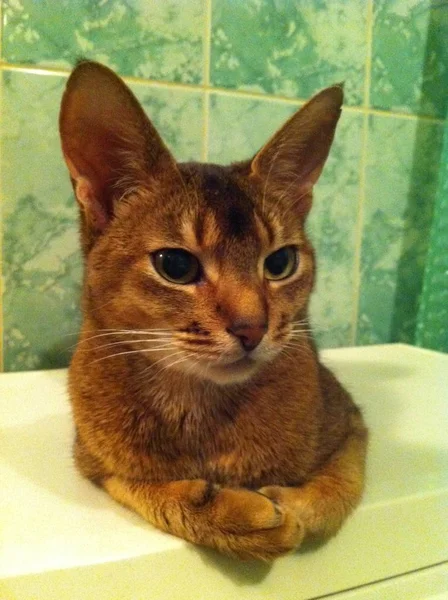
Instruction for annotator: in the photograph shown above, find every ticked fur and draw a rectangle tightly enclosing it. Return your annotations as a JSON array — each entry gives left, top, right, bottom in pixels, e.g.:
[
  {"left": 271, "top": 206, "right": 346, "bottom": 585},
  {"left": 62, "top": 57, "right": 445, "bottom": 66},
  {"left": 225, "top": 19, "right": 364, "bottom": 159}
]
[{"left": 60, "top": 61, "right": 367, "bottom": 560}]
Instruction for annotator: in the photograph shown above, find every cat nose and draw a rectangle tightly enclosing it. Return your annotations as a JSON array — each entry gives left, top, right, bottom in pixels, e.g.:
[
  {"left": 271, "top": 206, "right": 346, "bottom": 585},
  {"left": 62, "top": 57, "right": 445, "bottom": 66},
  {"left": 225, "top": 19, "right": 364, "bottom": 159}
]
[{"left": 226, "top": 320, "right": 268, "bottom": 352}]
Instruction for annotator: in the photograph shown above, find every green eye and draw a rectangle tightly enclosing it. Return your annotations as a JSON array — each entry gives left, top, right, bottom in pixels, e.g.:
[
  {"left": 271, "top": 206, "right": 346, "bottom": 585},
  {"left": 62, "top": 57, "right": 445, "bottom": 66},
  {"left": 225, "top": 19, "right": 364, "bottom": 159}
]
[
  {"left": 152, "top": 249, "right": 200, "bottom": 284},
  {"left": 264, "top": 246, "right": 298, "bottom": 281}
]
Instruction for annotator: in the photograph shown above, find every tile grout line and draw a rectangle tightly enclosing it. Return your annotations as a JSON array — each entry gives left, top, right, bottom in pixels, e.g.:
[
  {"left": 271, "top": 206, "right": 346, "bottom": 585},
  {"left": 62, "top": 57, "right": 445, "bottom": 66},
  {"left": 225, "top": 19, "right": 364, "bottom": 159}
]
[
  {"left": 202, "top": 91, "right": 210, "bottom": 162},
  {"left": 363, "top": 0, "right": 374, "bottom": 110},
  {"left": 201, "top": 0, "right": 212, "bottom": 162},
  {"left": 203, "top": 0, "right": 212, "bottom": 87},
  {"left": 0, "top": 62, "right": 444, "bottom": 125},
  {"left": 0, "top": 0, "right": 3, "bottom": 372},
  {"left": 351, "top": 114, "right": 369, "bottom": 346},
  {"left": 350, "top": 0, "right": 374, "bottom": 346},
  {"left": 347, "top": 106, "right": 443, "bottom": 123}
]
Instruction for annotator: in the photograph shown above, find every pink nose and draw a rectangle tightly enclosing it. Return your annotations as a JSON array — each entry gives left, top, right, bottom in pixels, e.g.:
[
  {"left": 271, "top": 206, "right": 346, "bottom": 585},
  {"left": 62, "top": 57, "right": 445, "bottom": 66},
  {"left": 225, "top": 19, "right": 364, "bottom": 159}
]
[{"left": 226, "top": 320, "right": 268, "bottom": 352}]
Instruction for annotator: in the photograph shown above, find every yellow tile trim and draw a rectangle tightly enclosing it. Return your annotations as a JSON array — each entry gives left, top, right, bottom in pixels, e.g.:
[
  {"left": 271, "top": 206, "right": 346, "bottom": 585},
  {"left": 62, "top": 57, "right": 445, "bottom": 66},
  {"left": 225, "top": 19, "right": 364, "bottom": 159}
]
[
  {"left": 203, "top": 0, "right": 212, "bottom": 88},
  {"left": 350, "top": 0, "right": 374, "bottom": 345},
  {"left": 0, "top": 0, "right": 3, "bottom": 370},
  {"left": 363, "top": 0, "right": 374, "bottom": 110},
  {"left": 351, "top": 112, "right": 369, "bottom": 346},
  {"left": 201, "top": 0, "right": 212, "bottom": 162},
  {"left": 0, "top": 61, "right": 444, "bottom": 124}
]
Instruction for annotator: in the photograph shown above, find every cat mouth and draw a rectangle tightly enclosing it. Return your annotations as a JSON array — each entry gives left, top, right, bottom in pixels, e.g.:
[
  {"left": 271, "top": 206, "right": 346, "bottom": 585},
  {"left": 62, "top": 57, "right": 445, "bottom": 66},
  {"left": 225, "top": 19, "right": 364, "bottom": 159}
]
[
  {"left": 216, "top": 356, "right": 255, "bottom": 370},
  {"left": 195, "top": 355, "right": 259, "bottom": 384}
]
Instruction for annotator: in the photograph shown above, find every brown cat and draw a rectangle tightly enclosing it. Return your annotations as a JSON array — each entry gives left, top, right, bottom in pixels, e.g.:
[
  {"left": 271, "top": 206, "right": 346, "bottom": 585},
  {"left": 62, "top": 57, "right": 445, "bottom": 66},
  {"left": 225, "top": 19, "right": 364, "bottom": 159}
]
[{"left": 59, "top": 61, "right": 367, "bottom": 561}]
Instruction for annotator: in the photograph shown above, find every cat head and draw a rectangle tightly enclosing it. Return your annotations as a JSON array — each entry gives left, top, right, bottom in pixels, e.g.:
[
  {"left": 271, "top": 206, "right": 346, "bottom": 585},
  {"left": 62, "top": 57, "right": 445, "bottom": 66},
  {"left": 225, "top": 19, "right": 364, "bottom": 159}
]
[{"left": 60, "top": 61, "right": 342, "bottom": 385}]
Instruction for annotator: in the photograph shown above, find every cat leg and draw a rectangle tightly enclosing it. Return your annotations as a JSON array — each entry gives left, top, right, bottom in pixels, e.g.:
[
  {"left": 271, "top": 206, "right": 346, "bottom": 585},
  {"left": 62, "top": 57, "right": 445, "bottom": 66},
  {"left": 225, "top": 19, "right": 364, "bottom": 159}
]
[
  {"left": 104, "top": 476, "right": 304, "bottom": 561},
  {"left": 73, "top": 435, "right": 303, "bottom": 559},
  {"left": 260, "top": 411, "right": 368, "bottom": 539},
  {"left": 73, "top": 432, "right": 107, "bottom": 486}
]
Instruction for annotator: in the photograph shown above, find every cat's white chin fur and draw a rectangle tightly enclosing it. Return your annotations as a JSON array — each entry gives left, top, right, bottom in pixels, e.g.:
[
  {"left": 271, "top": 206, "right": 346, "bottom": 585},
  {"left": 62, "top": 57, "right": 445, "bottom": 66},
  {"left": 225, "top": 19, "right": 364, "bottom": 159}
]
[{"left": 184, "top": 356, "right": 260, "bottom": 385}]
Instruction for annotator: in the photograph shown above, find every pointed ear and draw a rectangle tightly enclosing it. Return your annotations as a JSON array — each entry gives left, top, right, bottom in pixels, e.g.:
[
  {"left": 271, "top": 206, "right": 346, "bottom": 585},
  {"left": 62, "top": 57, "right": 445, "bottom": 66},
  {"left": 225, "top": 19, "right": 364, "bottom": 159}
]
[
  {"left": 59, "top": 60, "right": 176, "bottom": 238},
  {"left": 250, "top": 85, "right": 343, "bottom": 216}
]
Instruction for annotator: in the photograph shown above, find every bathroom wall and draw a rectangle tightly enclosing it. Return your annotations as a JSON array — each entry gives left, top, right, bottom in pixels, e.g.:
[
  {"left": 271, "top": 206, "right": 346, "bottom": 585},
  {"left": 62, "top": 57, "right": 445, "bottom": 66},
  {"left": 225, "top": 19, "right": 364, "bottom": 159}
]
[{"left": 0, "top": 0, "right": 446, "bottom": 371}]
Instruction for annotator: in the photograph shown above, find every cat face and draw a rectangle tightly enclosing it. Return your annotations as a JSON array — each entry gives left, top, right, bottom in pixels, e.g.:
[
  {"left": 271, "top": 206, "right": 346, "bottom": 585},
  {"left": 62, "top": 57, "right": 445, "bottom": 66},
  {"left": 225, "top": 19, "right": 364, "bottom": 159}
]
[
  {"left": 60, "top": 62, "right": 342, "bottom": 384},
  {"left": 83, "top": 161, "right": 315, "bottom": 384}
]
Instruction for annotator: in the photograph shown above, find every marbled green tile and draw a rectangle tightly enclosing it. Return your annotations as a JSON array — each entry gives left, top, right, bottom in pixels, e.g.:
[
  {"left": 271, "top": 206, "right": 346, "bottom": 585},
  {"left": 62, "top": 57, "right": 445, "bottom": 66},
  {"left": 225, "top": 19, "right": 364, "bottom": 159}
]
[
  {"left": 2, "top": 0, "right": 205, "bottom": 84},
  {"left": 372, "top": 0, "right": 448, "bottom": 118},
  {"left": 308, "top": 112, "right": 363, "bottom": 349},
  {"left": 1, "top": 71, "right": 82, "bottom": 372},
  {"left": 357, "top": 115, "right": 444, "bottom": 346},
  {"left": 415, "top": 126, "right": 448, "bottom": 352},
  {"left": 130, "top": 84, "right": 204, "bottom": 162},
  {"left": 208, "top": 93, "right": 363, "bottom": 348},
  {"left": 208, "top": 93, "right": 298, "bottom": 164},
  {"left": 1, "top": 71, "right": 204, "bottom": 371},
  {"left": 211, "top": 0, "right": 368, "bottom": 105}
]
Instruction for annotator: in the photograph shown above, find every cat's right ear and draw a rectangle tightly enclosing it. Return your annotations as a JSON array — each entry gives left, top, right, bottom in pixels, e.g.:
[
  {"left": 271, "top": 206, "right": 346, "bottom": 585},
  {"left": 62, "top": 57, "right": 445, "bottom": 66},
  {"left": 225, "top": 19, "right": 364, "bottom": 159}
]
[
  {"left": 249, "top": 85, "right": 343, "bottom": 218},
  {"left": 59, "top": 61, "right": 176, "bottom": 237}
]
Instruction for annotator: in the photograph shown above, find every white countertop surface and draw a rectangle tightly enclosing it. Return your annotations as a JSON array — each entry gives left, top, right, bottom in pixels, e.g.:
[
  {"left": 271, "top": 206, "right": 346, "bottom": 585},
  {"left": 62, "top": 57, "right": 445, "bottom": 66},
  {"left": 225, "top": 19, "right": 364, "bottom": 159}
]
[{"left": 1, "top": 344, "right": 447, "bottom": 599}]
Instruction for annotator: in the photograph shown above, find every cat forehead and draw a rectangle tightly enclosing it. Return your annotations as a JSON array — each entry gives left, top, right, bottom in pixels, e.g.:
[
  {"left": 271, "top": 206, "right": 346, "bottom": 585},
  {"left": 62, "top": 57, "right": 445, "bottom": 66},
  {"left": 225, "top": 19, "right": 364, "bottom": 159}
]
[
  {"left": 195, "top": 163, "right": 260, "bottom": 243},
  {"left": 148, "top": 162, "right": 267, "bottom": 249},
  {"left": 135, "top": 162, "right": 284, "bottom": 254},
  {"left": 133, "top": 162, "right": 272, "bottom": 265}
]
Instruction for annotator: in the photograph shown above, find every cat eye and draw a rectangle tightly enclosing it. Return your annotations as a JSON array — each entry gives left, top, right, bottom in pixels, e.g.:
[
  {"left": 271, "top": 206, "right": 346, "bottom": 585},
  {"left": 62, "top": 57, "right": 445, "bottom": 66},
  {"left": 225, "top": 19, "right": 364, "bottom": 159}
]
[
  {"left": 152, "top": 249, "right": 200, "bottom": 284},
  {"left": 264, "top": 246, "right": 298, "bottom": 281}
]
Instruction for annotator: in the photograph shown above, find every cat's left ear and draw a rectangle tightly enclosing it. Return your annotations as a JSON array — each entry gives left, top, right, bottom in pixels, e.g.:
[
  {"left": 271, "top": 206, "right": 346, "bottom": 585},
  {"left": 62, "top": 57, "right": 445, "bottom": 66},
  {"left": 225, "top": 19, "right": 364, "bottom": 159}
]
[
  {"left": 59, "top": 60, "right": 177, "bottom": 238},
  {"left": 250, "top": 85, "right": 343, "bottom": 216}
]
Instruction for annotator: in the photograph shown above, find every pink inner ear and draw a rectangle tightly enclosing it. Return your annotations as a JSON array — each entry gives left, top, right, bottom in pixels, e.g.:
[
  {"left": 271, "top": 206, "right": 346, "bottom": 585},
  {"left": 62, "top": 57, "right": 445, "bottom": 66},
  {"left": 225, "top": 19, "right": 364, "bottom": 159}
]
[{"left": 65, "top": 155, "right": 108, "bottom": 232}]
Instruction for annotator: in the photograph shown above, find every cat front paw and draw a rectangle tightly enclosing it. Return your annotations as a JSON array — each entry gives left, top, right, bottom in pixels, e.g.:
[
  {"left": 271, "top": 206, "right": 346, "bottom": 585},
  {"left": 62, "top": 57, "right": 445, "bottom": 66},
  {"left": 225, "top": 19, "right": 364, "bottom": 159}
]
[
  {"left": 258, "top": 485, "right": 307, "bottom": 522},
  {"left": 195, "top": 486, "right": 304, "bottom": 561},
  {"left": 258, "top": 485, "right": 290, "bottom": 504}
]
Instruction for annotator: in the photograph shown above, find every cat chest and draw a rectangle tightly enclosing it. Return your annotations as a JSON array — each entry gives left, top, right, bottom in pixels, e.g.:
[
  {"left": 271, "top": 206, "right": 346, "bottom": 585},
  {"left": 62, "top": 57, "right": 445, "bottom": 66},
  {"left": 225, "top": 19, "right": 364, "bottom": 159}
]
[{"left": 117, "top": 403, "right": 317, "bottom": 488}]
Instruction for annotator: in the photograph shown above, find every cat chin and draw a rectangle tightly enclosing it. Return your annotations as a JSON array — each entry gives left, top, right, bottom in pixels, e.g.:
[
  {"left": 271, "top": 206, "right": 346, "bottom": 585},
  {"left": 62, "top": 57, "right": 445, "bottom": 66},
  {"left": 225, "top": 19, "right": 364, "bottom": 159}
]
[{"left": 183, "top": 356, "right": 261, "bottom": 386}]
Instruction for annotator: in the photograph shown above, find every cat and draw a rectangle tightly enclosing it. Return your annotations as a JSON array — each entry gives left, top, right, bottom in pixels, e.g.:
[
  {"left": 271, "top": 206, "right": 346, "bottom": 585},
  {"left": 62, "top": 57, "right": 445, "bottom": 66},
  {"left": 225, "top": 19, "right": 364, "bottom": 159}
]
[{"left": 59, "top": 60, "right": 368, "bottom": 561}]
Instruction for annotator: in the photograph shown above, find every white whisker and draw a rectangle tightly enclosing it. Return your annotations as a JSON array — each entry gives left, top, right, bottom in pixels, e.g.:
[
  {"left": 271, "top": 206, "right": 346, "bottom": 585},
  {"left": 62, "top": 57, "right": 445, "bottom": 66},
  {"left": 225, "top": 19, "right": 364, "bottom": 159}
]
[
  {"left": 184, "top": 356, "right": 201, "bottom": 376},
  {"left": 174, "top": 162, "right": 197, "bottom": 206},
  {"left": 158, "top": 353, "right": 196, "bottom": 375},
  {"left": 91, "top": 345, "right": 177, "bottom": 364},
  {"left": 94, "top": 328, "right": 171, "bottom": 333},
  {"left": 79, "top": 338, "right": 174, "bottom": 352},
  {"left": 282, "top": 341, "right": 310, "bottom": 353},
  {"left": 139, "top": 350, "right": 186, "bottom": 378},
  {"left": 77, "top": 329, "right": 172, "bottom": 344},
  {"left": 260, "top": 146, "right": 282, "bottom": 213},
  {"left": 281, "top": 346, "right": 310, "bottom": 359}
]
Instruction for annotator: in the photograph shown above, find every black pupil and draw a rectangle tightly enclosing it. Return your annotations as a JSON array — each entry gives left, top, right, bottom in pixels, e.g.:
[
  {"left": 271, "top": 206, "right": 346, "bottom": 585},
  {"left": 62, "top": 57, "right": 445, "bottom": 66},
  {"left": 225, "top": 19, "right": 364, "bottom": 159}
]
[
  {"left": 161, "top": 250, "right": 194, "bottom": 280},
  {"left": 266, "top": 248, "right": 289, "bottom": 276}
]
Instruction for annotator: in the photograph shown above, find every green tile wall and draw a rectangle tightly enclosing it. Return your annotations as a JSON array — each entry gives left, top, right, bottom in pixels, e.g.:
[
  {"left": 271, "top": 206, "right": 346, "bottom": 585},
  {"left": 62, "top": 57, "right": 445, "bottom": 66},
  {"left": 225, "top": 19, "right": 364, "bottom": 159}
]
[
  {"left": 211, "top": 0, "right": 368, "bottom": 105},
  {"left": 358, "top": 114, "right": 444, "bottom": 345},
  {"left": 372, "top": 0, "right": 448, "bottom": 119},
  {"left": 3, "top": 0, "right": 205, "bottom": 83},
  {"left": 0, "top": 0, "right": 446, "bottom": 371}
]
